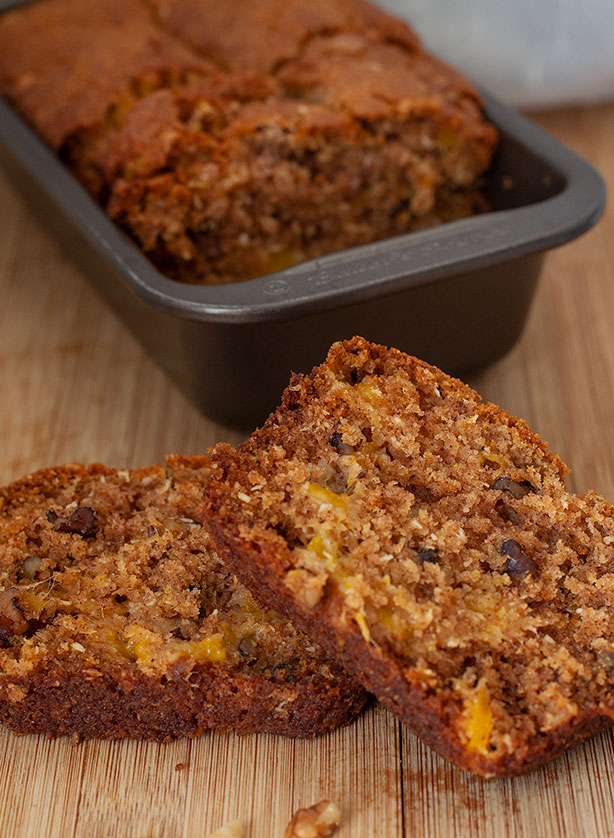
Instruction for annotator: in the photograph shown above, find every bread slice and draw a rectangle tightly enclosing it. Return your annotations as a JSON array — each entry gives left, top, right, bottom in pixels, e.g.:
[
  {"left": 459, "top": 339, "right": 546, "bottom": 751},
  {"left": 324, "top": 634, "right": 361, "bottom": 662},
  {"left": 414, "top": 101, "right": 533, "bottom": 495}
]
[
  {"left": 203, "top": 337, "right": 614, "bottom": 776},
  {"left": 0, "top": 456, "right": 366, "bottom": 741}
]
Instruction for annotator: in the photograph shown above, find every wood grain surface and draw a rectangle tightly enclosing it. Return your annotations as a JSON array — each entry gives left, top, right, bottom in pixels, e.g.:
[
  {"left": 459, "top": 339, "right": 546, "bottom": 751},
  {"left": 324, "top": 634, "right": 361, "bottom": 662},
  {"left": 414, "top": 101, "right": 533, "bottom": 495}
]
[{"left": 1, "top": 103, "right": 613, "bottom": 838}]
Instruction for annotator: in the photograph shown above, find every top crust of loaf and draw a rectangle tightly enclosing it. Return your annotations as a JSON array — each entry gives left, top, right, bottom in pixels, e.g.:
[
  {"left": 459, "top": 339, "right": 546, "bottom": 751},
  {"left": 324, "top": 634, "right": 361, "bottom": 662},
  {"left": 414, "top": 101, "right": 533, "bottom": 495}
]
[{"left": 0, "top": 0, "right": 497, "bottom": 284}]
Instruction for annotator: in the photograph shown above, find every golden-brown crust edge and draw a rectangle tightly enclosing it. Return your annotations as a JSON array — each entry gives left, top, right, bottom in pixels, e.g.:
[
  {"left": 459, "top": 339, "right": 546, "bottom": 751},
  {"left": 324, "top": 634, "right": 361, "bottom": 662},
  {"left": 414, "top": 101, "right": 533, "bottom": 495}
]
[{"left": 0, "top": 662, "right": 367, "bottom": 741}]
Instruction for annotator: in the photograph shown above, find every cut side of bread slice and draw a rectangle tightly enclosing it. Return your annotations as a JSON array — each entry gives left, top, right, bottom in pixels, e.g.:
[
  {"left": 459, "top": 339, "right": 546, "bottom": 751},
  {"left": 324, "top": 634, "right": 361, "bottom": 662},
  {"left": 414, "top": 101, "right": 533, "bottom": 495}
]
[
  {"left": 0, "top": 456, "right": 366, "bottom": 740},
  {"left": 204, "top": 337, "right": 614, "bottom": 777}
]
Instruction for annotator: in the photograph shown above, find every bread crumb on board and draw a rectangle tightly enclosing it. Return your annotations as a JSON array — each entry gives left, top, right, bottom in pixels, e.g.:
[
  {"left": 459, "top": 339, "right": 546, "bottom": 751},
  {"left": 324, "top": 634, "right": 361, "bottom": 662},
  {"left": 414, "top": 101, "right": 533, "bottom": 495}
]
[
  {"left": 205, "top": 820, "right": 243, "bottom": 838},
  {"left": 285, "top": 800, "right": 341, "bottom": 838}
]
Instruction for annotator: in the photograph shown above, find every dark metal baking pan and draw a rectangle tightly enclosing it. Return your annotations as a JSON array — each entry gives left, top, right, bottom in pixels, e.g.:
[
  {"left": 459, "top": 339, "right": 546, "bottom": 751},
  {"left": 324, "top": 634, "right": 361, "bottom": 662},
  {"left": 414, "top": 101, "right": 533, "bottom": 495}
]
[{"left": 0, "top": 85, "right": 606, "bottom": 428}]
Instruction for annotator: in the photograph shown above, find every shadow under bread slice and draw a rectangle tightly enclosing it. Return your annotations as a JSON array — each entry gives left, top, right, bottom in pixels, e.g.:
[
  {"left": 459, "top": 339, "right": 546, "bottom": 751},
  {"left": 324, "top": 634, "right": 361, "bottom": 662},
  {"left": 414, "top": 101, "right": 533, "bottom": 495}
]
[
  {"left": 203, "top": 337, "right": 614, "bottom": 777},
  {"left": 0, "top": 455, "right": 367, "bottom": 741}
]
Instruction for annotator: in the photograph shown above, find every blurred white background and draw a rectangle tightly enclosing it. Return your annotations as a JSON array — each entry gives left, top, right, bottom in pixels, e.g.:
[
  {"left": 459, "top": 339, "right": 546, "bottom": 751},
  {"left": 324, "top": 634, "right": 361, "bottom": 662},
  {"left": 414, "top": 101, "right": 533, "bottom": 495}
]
[{"left": 379, "top": 0, "right": 614, "bottom": 108}]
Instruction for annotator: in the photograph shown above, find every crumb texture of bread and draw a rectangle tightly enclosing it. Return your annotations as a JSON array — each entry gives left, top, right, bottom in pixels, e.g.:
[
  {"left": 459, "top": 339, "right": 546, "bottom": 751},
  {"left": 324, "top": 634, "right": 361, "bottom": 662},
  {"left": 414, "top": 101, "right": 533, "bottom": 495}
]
[
  {"left": 0, "top": 0, "right": 497, "bottom": 285},
  {"left": 203, "top": 337, "right": 614, "bottom": 777},
  {"left": 0, "top": 456, "right": 366, "bottom": 741}
]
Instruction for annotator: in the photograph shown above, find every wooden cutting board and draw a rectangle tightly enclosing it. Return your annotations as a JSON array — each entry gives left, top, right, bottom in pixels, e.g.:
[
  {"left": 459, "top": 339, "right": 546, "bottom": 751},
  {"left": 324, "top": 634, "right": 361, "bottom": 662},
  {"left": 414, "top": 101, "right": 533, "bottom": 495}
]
[{"left": 1, "top": 104, "right": 614, "bottom": 838}]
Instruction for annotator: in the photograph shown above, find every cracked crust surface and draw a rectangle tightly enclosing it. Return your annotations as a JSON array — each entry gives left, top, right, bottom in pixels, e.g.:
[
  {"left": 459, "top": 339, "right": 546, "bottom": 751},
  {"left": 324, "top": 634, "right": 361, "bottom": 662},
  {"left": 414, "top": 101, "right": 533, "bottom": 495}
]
[
  {"left": 0, "top": 455, "right": 366, "bottom": 741},
  {"left": 0, "top": 0, "right": 497, "bottom": 285},
  {"left": 203, "top": 337, "right": 614, "bottom": 776}
]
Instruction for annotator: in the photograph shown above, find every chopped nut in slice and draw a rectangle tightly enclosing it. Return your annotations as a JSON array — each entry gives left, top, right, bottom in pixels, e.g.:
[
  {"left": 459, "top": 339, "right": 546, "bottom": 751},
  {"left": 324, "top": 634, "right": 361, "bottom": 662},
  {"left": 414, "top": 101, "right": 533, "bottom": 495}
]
[
  {"left": 285, "top": 568, "right": 327, "bottom": 610},
  {"left": 285, "top": 800, "right": 341, "bottom": 838},
  {"left": 16, "top": 554, "right": 42, "bottom": 581},
  {"left": 0, "top": 588, "right": 29, "bottom": 642}
]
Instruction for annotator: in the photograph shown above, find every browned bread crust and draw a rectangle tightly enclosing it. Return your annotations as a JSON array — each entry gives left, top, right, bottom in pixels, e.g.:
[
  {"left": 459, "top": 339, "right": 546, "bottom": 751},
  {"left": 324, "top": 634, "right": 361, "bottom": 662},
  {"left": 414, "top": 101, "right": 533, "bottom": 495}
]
[
  {"left": 203, "top": 337, "right": 614, "bottom": 776},
  {"left": 0, "top": 0, "right": 497, "bottom": 285},
  {"left": 0, "top": 456, "right": 366, "bottom": 741}
]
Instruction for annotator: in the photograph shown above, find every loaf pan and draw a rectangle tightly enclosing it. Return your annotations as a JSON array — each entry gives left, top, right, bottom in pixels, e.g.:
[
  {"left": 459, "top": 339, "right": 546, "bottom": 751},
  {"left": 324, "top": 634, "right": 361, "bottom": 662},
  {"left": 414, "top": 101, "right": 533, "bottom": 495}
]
[{"left": 0, "top": 82, "right": 606, "bottom": 428}]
